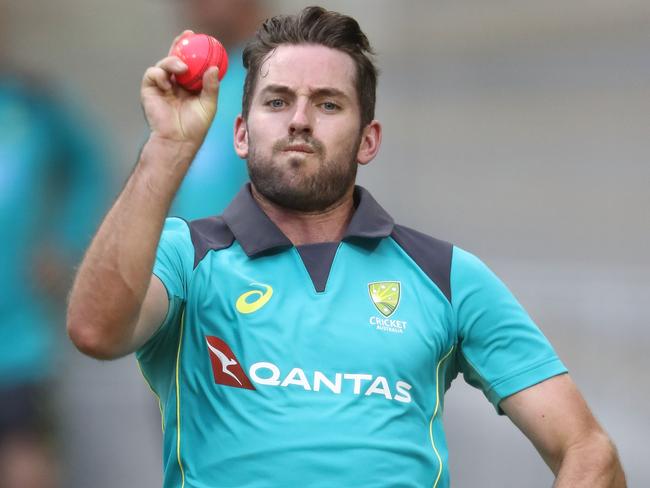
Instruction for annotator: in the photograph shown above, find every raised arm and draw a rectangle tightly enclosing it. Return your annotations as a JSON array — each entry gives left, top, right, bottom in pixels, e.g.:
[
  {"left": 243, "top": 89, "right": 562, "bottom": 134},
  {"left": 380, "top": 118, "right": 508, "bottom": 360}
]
[
  {"left": 67, "top": 31, "right": 221, "bottom": 359},
  {"left": 501, "top": 374, "right": 626, "bottom": 487}
]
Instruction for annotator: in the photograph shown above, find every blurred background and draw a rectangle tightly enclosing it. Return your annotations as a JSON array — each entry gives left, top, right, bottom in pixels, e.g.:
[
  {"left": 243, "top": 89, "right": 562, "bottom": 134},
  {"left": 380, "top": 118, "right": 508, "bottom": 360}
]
[{"left": 1, "top": 0, "right": 648, "bottom": 486}]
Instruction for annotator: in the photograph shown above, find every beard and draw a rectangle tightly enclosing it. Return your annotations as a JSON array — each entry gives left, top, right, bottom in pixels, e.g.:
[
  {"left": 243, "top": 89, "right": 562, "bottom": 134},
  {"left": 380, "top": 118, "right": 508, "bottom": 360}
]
[{"left": 246, "top": 134, "right": 360, "bottom": 212}]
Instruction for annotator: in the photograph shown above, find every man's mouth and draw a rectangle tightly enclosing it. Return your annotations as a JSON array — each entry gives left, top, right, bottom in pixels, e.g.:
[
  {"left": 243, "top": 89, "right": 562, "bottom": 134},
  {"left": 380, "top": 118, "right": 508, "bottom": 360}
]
[{"left": 282, "top": 144, "right": 314, "bottom": 154}]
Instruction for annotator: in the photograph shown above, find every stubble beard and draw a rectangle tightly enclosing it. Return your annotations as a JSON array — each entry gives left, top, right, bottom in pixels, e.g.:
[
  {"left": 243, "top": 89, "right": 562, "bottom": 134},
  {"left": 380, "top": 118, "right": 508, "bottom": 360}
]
[{"left": 246, "top": 135, "right": 361, "bottom": 212}]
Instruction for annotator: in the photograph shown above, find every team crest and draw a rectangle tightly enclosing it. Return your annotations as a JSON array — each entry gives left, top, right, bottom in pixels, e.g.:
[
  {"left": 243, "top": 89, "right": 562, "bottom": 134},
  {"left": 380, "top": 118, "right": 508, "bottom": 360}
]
[{"left": 368, "top": 281, "right": 401, "bottom": 317}]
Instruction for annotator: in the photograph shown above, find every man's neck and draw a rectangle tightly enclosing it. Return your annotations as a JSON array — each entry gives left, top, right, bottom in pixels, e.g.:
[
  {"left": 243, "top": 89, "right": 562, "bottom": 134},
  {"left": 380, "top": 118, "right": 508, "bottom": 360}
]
[{"left": 250, "top": 185, "right": 355, "bottom": 246}]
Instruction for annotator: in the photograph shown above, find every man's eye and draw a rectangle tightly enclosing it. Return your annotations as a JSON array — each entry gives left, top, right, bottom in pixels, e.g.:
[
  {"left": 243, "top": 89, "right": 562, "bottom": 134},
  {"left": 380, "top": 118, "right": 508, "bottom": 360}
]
[
  {"left": 268, "top": 99, "right": 285, "bottom": 108},
  {"left": 321, "top": 102, "right": 339, "bottom": 111}
]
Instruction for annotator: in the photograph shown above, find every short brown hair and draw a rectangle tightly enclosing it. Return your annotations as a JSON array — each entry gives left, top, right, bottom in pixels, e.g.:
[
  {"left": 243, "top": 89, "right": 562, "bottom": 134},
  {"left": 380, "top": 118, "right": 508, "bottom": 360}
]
[{"left": 241, "top": 6, "right": 378, "bottom": 128}]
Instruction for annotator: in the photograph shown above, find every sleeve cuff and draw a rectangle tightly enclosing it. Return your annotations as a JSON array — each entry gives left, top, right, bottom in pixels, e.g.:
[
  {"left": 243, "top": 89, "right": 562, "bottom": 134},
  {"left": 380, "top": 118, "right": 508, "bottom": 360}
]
[{"left": 487, "top": 357, "right": 568, "bottom": 414}]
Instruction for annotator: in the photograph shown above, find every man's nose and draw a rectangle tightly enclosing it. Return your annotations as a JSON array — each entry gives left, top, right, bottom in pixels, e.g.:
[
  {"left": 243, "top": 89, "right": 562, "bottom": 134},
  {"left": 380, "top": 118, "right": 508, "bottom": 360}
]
[{"left": 288, "top": 100, "right": 312, "bottom": 136}]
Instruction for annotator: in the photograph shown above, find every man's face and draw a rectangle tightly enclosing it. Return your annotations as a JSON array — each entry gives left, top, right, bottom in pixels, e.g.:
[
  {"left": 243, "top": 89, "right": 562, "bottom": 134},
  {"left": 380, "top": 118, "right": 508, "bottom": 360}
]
[{"left": 236, "top": 44, "right": 365, "bottom": 212}]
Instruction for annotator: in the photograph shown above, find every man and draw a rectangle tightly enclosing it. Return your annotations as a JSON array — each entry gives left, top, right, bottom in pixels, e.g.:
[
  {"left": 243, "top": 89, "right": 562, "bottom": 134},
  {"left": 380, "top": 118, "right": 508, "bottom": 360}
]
[{"left": 67, "top": 6, "right": 625, "bottom": 488}]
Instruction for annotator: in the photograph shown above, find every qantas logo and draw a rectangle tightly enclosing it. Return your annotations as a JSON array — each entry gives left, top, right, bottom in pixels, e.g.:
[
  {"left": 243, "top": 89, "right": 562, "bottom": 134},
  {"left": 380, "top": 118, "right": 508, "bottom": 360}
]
[
  {"left": 205, "top": 336, "right": 412, "bottom": 403},
  {"left": 235, "top": 283, "right": 273, "bottom": 314},
  {"left": 205, "top": 337, "right": 255, "bottom": 390}
]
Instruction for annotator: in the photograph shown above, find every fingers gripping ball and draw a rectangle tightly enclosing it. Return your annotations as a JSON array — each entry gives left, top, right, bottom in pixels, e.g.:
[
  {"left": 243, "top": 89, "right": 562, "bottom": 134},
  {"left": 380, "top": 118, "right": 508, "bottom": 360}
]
[{"left": 172, "top": 33, "right": 228, "bottom": 92}]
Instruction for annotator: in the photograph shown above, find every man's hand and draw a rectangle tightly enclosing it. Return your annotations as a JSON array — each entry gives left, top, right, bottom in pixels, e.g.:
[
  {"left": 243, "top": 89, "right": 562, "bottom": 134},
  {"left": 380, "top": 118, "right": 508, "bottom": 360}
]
[{"left": 141, "top": 30, "right": 221, "bottom": 147}]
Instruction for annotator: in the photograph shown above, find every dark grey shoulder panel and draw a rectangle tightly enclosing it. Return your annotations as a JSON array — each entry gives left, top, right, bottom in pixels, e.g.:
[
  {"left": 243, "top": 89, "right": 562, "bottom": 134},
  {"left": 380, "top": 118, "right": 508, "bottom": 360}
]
[
  {"left": 390, "top": 224, "right": 453, "bottom": 303},
  {"left": 188, "top": 216, "right": 235, "bottom": 269}
]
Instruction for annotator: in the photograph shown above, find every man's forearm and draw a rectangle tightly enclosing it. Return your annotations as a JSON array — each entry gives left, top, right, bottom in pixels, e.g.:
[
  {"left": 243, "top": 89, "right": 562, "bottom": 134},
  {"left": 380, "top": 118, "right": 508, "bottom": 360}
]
[
  {"left": 553, "top": 432, "right": 626, "bottom": 488},
  {"left": 66, "top": 136, "right": 197, "bottom": 358}
]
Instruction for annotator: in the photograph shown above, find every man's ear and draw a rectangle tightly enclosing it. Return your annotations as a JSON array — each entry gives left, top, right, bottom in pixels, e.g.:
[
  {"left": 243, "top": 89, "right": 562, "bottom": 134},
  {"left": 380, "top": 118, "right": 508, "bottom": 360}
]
[
  {"left": 356, "top": 120, "right": 382, "bottom": 166},
  {"left": 234, "top": 115, "right": 249, "bottom": 159}
]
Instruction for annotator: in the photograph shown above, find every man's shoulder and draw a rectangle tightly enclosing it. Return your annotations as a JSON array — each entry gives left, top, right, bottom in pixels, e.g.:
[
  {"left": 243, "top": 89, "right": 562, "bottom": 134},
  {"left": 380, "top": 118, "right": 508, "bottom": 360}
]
[
  {"left": 186, "top": 215, "right": 236, "bottom": 269},
  {"left": 389, "top": 223, "right": 453, "bottom": 302},
  {"left": 390, "top": 223, "right": 453, "bottom": 253},
  {"left": 158, "top": 215, "right": 236, "bottom": 270}
]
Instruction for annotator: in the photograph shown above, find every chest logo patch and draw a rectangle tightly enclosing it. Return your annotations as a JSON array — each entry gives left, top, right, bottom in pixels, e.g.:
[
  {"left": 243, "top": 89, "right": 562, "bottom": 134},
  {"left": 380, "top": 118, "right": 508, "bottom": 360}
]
[
  {"left": 236, "top": 283, "right": 273, "bottom": 314},
  {"left": 205, "top": 336, "right": 255, "bottom": 390},
  {"left": 204, "top": 337, "right": 412, "bottom": 402},
  {"left": 368, "top": 281, "right": 401, "bottom": 317}
]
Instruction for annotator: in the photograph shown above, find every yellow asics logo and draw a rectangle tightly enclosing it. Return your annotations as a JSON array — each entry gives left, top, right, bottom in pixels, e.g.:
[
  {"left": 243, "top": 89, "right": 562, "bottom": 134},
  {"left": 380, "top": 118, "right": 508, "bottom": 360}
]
[{"left": 236, "top": 283, "right": 273, "bottom": 314}]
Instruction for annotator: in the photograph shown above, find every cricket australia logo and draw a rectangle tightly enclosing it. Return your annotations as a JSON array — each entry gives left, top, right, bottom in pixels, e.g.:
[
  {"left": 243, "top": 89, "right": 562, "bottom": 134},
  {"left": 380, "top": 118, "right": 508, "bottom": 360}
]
[
  {"left": 368, "top": 281, "right": 407, "bottom": 334},
  {"left": 369, "top": 281, "right": 401, "bottom": 317}
]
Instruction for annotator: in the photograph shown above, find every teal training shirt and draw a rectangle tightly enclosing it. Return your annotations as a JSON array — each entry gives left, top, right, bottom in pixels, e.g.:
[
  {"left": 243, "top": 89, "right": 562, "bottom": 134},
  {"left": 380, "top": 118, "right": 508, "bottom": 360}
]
[{"left": 137, "top": 184, "right": 567, "bottom": 488}]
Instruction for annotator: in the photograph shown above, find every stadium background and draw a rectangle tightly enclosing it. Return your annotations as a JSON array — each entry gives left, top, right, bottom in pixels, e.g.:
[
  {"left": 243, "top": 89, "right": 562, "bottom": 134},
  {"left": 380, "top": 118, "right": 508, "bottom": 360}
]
[{"left": 3, "top": 0, "right": 648, "bottom": 486}]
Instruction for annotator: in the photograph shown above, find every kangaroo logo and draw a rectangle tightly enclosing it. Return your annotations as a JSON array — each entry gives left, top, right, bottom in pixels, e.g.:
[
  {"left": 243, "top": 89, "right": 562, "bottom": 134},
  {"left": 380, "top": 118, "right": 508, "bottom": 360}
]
[{"left": 205, "top": 336, "right": 255, "bottom": 390}]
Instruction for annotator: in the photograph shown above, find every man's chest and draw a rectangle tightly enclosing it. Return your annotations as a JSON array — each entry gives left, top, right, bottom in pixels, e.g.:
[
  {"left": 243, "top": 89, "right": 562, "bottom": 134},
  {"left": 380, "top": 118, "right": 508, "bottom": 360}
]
[{"left": 179, "top": 241, "right": 455, "bottom": 408}]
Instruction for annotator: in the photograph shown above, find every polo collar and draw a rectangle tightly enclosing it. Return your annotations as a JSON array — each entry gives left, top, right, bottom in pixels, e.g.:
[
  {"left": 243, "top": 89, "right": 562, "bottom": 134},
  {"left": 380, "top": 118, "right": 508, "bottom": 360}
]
[{"left": 222, "top": 183, "right": 394, "bottom": 257}]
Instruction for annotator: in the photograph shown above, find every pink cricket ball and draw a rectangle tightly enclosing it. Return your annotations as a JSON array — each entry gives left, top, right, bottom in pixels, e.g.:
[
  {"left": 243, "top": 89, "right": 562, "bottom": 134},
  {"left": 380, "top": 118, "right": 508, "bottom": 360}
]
[{"left": 172, "top": 33, "right": 228, "bottom": 92}]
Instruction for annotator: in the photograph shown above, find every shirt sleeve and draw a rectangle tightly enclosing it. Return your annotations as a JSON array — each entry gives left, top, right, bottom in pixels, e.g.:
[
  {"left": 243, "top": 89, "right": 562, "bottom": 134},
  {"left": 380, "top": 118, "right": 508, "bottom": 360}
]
[
  {"left": 138, "top": 217, "right": 194, "bottom": 355},
  {"left": 450, "top": 246, "right": 567, "bottom": 413}
]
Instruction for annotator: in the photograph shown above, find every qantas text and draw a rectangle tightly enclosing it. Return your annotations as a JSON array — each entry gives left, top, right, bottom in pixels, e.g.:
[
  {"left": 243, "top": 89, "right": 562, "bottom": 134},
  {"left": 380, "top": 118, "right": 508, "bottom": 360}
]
[{"left": 248, "top": 362, "right": 412, "bottom": 403}]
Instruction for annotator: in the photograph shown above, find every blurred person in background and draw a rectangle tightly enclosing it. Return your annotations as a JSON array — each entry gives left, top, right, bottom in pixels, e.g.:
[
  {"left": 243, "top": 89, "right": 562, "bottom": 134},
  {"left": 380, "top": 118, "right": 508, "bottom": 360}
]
[
  {"left": 67, "top": 6, "right": 625, "bottom": 487},
  {"left": 0, "top": 28, "right": 110, "bottom": 488},
  {"left": 170, "top": 0, "right": 268, "bottom": 219}
]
